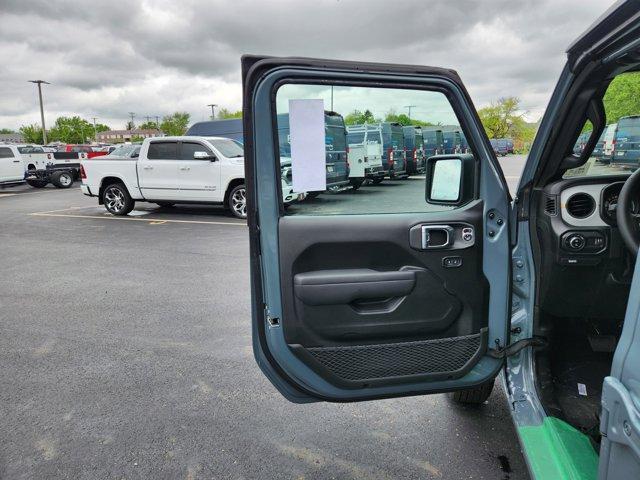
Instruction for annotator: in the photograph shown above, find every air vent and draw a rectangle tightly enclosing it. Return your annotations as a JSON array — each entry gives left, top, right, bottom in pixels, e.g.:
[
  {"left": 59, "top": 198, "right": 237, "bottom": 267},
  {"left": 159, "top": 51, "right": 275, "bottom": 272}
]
[
  {"left": 544, "top": 195, "right": 558, "bottom": 216},
  {"left": 566, "top": 193, "right": 595, "bottom": 218}
]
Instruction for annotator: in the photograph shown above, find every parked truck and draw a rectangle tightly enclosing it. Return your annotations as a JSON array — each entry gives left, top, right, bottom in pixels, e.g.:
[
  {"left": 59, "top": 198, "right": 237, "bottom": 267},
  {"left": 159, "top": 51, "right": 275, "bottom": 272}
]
[
  {"left": 380, "top": 122, "right": 407, "bottom": 179},
  {"left": 0, "top": 144, "right": 85, "bottom": 188},
  {"left": 346, "top": 124, "right": 387, "bottom": 187},
  {"left": 80, "top": 136, "right": 301, "bottom": 219},
  {"left": 610, "top": 115, "right": 640, "bottom": 168}
]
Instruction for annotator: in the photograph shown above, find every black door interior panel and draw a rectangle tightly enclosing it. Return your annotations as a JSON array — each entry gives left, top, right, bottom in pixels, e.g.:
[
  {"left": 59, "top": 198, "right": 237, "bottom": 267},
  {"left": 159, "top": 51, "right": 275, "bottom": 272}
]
[{"left": 278, "top": 200, "right": 489, "bottom": 345}]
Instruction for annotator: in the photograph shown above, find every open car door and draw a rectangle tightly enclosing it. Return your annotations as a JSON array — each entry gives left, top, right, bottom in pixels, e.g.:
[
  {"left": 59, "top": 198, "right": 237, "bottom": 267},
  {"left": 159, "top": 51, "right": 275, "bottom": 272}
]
[
  {"left": 242, "top": 56, "right": 512, "bottom": 402},
  {"left": 599, "top": 257, "right": 640, "bottom": 479}
]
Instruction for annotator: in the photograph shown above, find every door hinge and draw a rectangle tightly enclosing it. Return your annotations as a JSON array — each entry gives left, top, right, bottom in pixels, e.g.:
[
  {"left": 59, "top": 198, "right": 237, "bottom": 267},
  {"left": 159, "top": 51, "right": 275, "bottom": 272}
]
[{"left": 487, "top": 336, "right": 547, "bottom": 359}]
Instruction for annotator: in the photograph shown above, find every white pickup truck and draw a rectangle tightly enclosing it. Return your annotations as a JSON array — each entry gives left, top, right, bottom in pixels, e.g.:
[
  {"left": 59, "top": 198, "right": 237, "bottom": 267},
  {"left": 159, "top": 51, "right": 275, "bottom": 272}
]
[
  {"left": 80, "top": 136, "right": 302, "bottom": 219},
  {"left": 0, "top": 144, "right": 85, "bottom": 188}
]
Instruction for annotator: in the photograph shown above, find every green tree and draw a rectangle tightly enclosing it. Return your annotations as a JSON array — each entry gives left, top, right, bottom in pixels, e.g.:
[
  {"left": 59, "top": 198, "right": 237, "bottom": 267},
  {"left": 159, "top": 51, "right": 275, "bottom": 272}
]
[
  {"left": 94, "top": 123, "right": 110, "bottom": 134},
  {"left": 160, "top": 112, "right": 190, "bottom": 136},
  {"left": 384, "top": 110, "right": 434, "bottom": 127},
  {"left": 139, "top": 121, "right": 159, "bottom": 130},
  {"left": 130, "top": 135, "right": 145, "bottom": 143},
  {"left": 0, "top": 128, "right": 15, "bottom": 134},
  {"left": 217, "top": 108, "right": 242, "bottom": 119},
  {"left": 126, "top": 120, "right": 135, "bottom": 130},
  {"left": 49, "top": 116, "right": 93, "bottom": 143},
  {"left": 344, "top": 109, "right": 377, "bottom": 125},
  {"left": 19, "top": 124, "right": 44, "bottom": 144},
  {"left": 603, "top": 72, "right": 640, "bottom": 124},
  {"left": 478, "top": 97, "right": 526, "bottom": 139}
]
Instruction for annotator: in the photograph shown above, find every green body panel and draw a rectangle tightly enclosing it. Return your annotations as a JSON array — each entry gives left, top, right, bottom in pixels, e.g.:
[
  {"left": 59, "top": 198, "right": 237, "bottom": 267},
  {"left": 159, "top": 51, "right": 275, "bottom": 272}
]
[{"left": 518, "top": 417, "right": 598, "bottom": 480}]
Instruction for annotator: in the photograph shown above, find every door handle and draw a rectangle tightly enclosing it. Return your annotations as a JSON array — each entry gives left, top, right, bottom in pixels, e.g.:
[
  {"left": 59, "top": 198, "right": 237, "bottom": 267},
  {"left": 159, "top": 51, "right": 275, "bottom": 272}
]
[
  {"left": 179, "top": 166, "right": 190, "bottom": 171},
  {"left": 421, "top": 225, "right": 454, "bottom": 249},
  {"left": 12, "top": 160, "right": 20, "bottom": 163},
  {"left": 143, "top": 166, "right": 153, "bottom": 170}
]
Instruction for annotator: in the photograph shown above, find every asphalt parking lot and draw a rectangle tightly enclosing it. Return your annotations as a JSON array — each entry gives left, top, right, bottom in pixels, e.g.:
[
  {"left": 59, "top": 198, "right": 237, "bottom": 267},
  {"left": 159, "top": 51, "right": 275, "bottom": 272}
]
[{"left": 1, "top": 156, "right": 530, "bottom": 479}]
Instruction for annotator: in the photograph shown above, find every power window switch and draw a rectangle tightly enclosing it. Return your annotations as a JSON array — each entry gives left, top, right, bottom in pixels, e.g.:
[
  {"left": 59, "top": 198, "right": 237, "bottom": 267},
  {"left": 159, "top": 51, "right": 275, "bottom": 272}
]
[{"left": 442, "top": 256, "right": 463, "bottom": 268}]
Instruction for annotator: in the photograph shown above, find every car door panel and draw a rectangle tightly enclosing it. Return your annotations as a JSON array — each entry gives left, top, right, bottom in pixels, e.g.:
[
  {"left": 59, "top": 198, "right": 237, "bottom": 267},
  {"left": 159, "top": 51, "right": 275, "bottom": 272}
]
[
  {"left": 177, "top": 141, "right": 220, "bottom": 201},
  {"left": 243, "top": 56, "right": 510, "bottom": 402},
  {"left": 138, "top": 141, "right": 181, "bottom": 200}
]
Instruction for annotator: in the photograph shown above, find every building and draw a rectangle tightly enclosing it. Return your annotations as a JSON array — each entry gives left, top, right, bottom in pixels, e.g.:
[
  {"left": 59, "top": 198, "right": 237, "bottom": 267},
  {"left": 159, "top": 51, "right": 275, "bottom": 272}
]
[
  {"left": 95, "top": 129, "right": 163, "bottom": 143},
  {"left": 0, "top": 132, "right": 25, "bottom": 143}
]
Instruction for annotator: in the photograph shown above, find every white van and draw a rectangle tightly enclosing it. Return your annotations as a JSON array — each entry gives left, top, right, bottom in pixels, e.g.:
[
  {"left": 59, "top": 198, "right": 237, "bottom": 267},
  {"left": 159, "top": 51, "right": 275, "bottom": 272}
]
[{"left": 346, "top": 124, "right": 387, "bottom": 188}]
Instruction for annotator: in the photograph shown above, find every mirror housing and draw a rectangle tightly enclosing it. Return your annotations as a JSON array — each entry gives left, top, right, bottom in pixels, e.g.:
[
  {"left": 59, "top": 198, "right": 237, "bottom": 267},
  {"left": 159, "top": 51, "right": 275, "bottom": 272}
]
[
  {"left": 425, "top": 154, "right": 476, "bottom": 206},
  {"left": 194, "top": 151, "right": 217, "bottom": 161}
]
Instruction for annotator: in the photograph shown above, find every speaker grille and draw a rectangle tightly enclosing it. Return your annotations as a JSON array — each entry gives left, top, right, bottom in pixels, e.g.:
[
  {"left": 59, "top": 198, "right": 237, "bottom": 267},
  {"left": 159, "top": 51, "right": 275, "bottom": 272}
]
[{"left": 307, "top": 333, "right": 482, "bottom": 382}]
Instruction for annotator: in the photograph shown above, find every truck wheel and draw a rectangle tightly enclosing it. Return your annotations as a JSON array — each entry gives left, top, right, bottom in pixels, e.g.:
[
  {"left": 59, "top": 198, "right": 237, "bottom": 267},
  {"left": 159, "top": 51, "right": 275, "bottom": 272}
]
[
  {"left": 449, "top": 379, "right": 495, "bottom": 405},
  {"left": 26, "top": 179, "right": 48, "bottom": 188},
  {"left": 102, "top": 183, "right": 134, "bottom": 216},
  {"left": 228, "top": 184, "right": 247, "bottom": 219},
  {"left": 350, "top": 179, "right": 365, "bottom": 191},
  {"left": 371, "top": 177, "right": 384, "bottom": 185},
  {"left": 51, "top": 171, "right": 74, "bottom": 189}
]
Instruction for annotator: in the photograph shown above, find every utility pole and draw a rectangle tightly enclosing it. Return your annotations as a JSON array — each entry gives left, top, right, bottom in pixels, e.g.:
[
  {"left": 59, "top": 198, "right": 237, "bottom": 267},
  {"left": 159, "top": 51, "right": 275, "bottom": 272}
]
[
  {"left": 404, "top": 105, "right": 417, "bottom": 120},
  {"left": 207, "top": 104, "right": 217, "bottom": 120},
  {"left": 145, "top": 115, "right": 151, "bottom": 124},
  {"left": 155, "top": 116, "right": 160, "bottom": 129},
  {"left": 92, "top": 117, "right": 98, "bottom": 141},
  {"left": 128, "top": 112, "right": 135, "bottom": 130},
  {"left": 28, "top": 80, "right": 50, "bottom": 144}
]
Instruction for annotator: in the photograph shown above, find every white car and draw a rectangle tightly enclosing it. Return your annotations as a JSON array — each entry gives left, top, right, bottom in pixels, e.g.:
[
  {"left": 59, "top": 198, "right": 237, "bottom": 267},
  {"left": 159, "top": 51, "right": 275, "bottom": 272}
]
[{"left": 80, "top": 136, "right": 301, "bottom": 219}]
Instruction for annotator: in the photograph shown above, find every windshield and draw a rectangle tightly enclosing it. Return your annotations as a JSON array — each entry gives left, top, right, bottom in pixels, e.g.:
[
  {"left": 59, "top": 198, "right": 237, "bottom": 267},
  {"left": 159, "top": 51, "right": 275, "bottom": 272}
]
[
  {"left": 208, "top": 138, "right": 244, "bottom": 158},
  {"left": 565, "top": 72, "right": 640, "bottom": 178}
]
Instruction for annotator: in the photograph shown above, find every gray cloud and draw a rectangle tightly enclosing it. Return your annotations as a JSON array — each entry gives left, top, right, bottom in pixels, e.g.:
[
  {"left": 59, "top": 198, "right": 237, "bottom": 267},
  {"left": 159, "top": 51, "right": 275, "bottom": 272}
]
[{"left": 0, "top": 0, "right": 615, "bottom": 131}]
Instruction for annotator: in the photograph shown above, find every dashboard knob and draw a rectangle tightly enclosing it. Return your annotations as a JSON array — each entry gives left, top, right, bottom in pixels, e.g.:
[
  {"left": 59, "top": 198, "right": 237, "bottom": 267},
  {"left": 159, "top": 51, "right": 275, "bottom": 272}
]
[{"left": 567, "top": 234, "right": 586, "bottom": 251}]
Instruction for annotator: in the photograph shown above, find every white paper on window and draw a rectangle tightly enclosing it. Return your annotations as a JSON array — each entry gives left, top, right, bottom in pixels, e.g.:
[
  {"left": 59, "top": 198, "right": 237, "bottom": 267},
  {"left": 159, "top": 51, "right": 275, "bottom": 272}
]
[{"left": 289, "top": 99, "right": 326, "bottom": 192}]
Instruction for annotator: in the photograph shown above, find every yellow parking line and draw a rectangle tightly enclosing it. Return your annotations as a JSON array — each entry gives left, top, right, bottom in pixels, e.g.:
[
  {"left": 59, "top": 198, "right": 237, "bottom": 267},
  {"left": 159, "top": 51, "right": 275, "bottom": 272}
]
[{"left": 29, "top": 211, "right": 245, "bottom": 226}]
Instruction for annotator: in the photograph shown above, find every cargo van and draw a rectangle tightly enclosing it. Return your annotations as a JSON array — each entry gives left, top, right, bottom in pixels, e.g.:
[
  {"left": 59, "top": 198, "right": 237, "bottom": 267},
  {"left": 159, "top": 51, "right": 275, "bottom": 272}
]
[
  {"left": 442, "top": 128, "right": 461, "bottom": 154},
  {"left": 402, "top": 126, "right": 425, "bottom": 174},
  {"left": 186, "top": 119, "right": 244, "bottom": 143},
  {"left": 459, "top": 130, "right": 470, "bottom": 154},
  {"left": 276, "top": 112, "right": 350, "bottom": 195},
  {"left": 422, "top": 127, "right": 444, "bottom": 157},
  {"left": 346, "top": 124, "right": 386, "bottom": 187},
  {"left": 611, "top": 115, "right": 640, "bottom": 168},
  {"left": 380, "top": 122, "right": 407, "bottom": 178}
]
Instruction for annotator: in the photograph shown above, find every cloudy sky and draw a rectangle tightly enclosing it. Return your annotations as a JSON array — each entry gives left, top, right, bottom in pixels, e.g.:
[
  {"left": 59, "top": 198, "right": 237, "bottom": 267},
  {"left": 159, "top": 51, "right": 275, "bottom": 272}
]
[{"left": 0, "top": 0, "right": 615, "bottom": 132}]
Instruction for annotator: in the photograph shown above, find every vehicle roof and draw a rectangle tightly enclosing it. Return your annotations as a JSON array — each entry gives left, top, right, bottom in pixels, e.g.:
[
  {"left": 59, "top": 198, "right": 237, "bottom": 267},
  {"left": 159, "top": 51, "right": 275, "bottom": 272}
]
[
  {"left": 186, "top": 119, "right": 243, "bottom": 136},
  {"left": 147, "top": 136, "right": 234, "bottom": 142}
]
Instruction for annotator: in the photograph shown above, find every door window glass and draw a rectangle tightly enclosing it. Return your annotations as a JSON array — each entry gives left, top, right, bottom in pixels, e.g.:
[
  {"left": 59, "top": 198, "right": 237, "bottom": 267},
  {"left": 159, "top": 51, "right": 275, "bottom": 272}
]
[
  {"left": 275, "top": 84, "right": 471, "bottom": 215},
  {"left": 180, "top": 142, "right": 213, "bottom": 160},
  {"left": 0, "top": 147, "right": 15, "bottom": 158},
  {"left": 147, "top": 142, "right": 178, "bottom": 159}
]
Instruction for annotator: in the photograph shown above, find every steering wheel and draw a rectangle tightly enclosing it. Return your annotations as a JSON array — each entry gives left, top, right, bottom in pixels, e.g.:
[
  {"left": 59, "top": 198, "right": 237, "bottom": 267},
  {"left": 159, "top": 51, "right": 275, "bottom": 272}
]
[{"left": 616, "top": 168, "right": 640, "bottom": 257}]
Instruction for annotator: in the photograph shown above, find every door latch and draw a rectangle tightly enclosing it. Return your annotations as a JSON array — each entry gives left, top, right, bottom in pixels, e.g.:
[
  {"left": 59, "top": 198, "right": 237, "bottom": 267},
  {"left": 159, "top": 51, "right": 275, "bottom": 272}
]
[{"left": 487, "top": 336, "right": 547, "bottom": 359}]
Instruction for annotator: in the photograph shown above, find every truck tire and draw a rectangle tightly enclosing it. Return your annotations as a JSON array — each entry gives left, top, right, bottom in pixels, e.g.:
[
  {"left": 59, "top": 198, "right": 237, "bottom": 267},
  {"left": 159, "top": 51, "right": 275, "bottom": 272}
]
[
  {"left": 371, "top": 177, "right": 384, "bottom": 185},
  {"left": 227, "top": 184, "right": 247, "bottom": 219},
  {"left": 26, "top": 179, "right": 48, "bottom": 188},
  {"left": 350, "top": 179, "right": 365, "bottom": 191},
  {"left": 102, "top": 182, "right": 135, "bottom": 216},
  {"left": 449, "top": 379, "right": 495, "bottom": 405},
  {"left": 51, "top": 171, "right": 74, "bottom": 189}
]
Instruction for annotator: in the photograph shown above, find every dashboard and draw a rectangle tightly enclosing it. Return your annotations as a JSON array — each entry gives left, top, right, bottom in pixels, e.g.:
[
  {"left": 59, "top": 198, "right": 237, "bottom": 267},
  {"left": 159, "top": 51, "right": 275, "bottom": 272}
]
[{"left": 536, "top": 174, "right": 633, "bottom": 319}]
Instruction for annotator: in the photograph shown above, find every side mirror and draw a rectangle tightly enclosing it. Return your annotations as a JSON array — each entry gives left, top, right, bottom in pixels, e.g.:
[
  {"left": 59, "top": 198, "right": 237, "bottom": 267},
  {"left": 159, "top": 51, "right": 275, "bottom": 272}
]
[
  {"left": 425, "top": 154, "right": 476, "bottom": 206},
  {"left": 193, "top": 151, "right": 217, "bottom": 161},
  {"left": 132, "top": 152, "right": 139, "bottom": 158}
]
